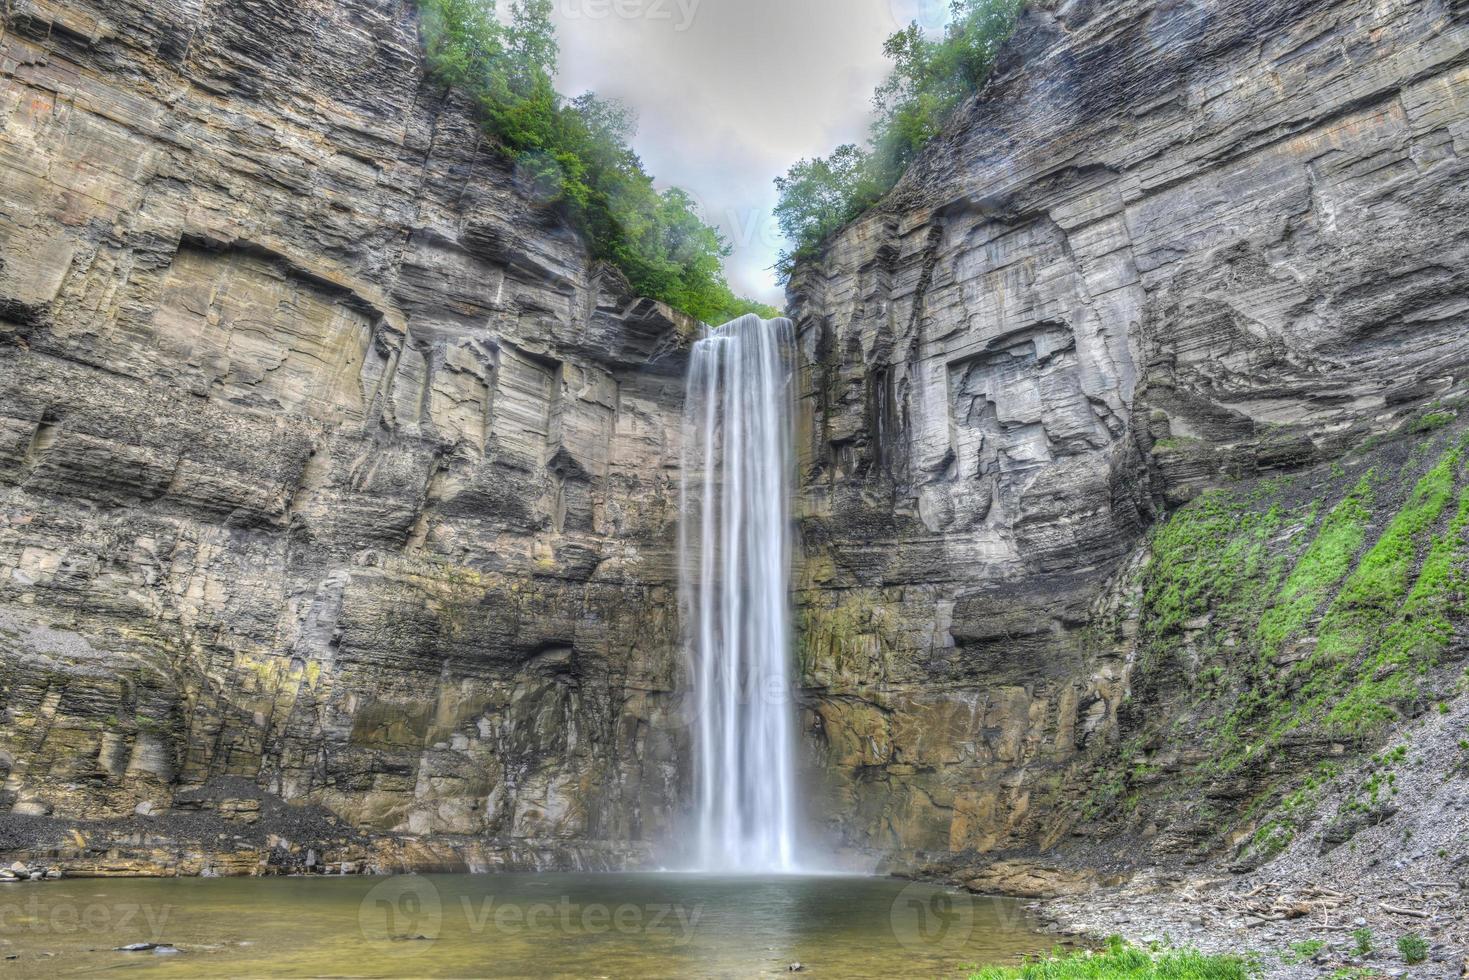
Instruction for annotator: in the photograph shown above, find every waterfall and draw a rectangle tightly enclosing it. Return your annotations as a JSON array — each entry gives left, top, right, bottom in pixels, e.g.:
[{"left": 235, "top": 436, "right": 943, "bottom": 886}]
[{"left": 678, "top": 314, "right": 799, "bottom": 873}]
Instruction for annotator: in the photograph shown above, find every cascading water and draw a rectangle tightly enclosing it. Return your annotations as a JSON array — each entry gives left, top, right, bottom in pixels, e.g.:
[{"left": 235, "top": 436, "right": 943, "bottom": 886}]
[{"left": 678, "top": 314, "right": 798, "bottom": 873}]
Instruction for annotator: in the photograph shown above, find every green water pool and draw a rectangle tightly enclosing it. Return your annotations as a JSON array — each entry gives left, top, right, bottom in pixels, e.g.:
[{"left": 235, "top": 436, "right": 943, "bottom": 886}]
[{"left": 0, "top": 872, "right": 1059, "bottom": 977}]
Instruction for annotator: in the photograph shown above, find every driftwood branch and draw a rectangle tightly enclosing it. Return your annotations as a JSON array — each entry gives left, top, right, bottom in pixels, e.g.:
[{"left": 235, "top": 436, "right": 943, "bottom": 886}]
[{"left": 1378, "top": 902, "right": 1430, "bottom": 919}]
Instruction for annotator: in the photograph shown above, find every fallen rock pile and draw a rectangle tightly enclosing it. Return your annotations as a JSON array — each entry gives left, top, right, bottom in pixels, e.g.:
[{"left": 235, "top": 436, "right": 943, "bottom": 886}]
[{"left": 0, "top": 861, "right": 61, "bottom": 882}]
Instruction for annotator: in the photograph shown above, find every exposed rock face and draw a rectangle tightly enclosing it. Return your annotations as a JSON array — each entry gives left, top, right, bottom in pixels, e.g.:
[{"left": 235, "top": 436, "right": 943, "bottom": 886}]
[
  {"left": 789, "top": 0, "right": 1469, "bottom": 868},
  {"left": 0, "top": 0, "right": 694, "bottom": 873},
  {"left": 2, "top": 0, "right": 1467, "bottom": 885}
]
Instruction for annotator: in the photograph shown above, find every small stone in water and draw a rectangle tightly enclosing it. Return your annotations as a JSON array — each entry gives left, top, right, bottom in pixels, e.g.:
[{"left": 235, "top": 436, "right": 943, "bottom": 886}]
[{"left": 788, "top": 963, "right": 804, "bottom": 972}]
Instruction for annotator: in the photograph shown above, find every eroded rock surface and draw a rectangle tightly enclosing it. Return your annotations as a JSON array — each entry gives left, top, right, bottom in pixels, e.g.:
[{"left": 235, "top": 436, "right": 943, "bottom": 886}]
[
  {"left": 789, "top": 0, "right": 1469, "bottom": 869},
  {"left": 0, "top": 0, "right": 693, "bottom": 873},
  {"left": 2, "top": 0, "right": 1467, "bottom": 889}
]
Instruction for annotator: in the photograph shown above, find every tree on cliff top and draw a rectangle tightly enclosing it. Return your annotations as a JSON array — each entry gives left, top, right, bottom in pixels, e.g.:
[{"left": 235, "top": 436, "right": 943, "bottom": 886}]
[
  {"left": 775, "top": 0, "right": 1023, "bottom": 275},
  {"left": 417, "top": 0, "right": 778, "bottom": 324}
]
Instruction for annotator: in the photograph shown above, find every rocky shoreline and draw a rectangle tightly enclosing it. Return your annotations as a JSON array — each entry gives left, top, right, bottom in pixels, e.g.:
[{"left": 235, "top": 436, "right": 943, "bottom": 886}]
[
  {"left": 0, "top": 812, "right": 654, "bottom": 879},
  {"left": 1038, "top": 869, "right": 1467, "bottom": 978},
  {"left": 1034, "top": 691, "right": 1469, "bottom": 977},
  {"left": 0, "top": 861, "right": 62, "bottom": 883}
]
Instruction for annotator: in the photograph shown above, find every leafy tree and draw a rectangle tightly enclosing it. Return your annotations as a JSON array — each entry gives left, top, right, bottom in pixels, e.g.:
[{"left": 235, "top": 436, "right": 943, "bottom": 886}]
[
  {"left": 776, "top": 0, "right": 1023, "bottom": 273},
  {"left": 773, "top": 145, "right": 880, "bottom": 268},
  {"left": 419, "top": 0, "right": 502, "bottom": 88},
  {"left": 417, "top": 0, "right": 775, "bottom": 324},
  {"left": 503, "top": 0, "right": 558, "bottom": 92}
]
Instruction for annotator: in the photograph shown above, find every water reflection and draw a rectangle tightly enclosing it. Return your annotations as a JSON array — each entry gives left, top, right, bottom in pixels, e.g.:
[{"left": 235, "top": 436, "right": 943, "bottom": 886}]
[{"left": 0, "top": 872, "right": 1059, "bottom": 978}]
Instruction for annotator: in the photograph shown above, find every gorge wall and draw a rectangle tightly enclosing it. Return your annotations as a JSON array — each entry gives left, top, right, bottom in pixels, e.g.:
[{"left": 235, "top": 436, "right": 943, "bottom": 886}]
[
  {"left": 0, "top": 0, "right": 695, "bottom": 873},
  {"left": 789, "top": 0, "right": 1469, "bottom": 876},
  {"left": 1, "top": 0, "right": 1467, "bottom": 884}
]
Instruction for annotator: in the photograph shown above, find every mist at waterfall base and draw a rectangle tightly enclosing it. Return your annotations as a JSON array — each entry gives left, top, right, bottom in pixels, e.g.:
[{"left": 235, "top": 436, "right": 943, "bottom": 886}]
[
  {"left": 677, "top": 314, "right": 806, "bottom": 874},
  {"left": 0, "top": 316, "right": 1064, "bottom": 977}
]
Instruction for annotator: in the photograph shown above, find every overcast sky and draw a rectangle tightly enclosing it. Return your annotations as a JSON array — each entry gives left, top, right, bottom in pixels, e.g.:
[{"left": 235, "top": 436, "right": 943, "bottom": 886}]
[{"left": 553, "top": 0, "right": 953, "bottom": 309}]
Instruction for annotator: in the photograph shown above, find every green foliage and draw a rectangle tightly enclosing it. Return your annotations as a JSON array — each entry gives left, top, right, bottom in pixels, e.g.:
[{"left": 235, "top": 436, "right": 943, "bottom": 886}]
[
  {"left": 869, "top": 0, "right": 1023, "bottom": 185},
  {"left": 1248, "top": 819, "right": 1294, "bottom": 861},
  {"left": 416, "top": 0, "right": 775, "bottom": 324},
  {"left": 1392, "top": 934, "right": 1427, "bottom": 963},
  {"left": 1410, "top": 411, "right": 1455, "bottom": 434},
  {"left": 1254, "top": 477, "right": 1372, "bottom": 659},
  {"left": 775, "top": 0, "right": 1023, "bottom": 271},
  {"left": 1096, "top": 424, "right": 1469, "bottom": 859},
  {"left": 1237, "top": 762, "right": 1341, "bottom": 861},
  {"left": 1339, "top": 746, "right": 1408, "bottom": 818},
  {"left": 968, "top": 936, "right": 1257, "bottom": 979},
  {"left": 1140, "top": 489, "right": 1284, "bottom": 647},
  {"left": 1312, "top": 451, "right": 1463, "bottom": 735},
  {"left": 1397, "top": 933, "right": 1428, "bottom": 964},
  {"left": 1231, "top": 450, "right": 1467, "bottom": 758},
  {"left": 773, "top": 145, "right": 884, "bottom": 272},
  {"left": 1279, "top": 939, "right": 1325, "bottom": 965},
  {"left": 1351, "top": 927, "right": 1374, "bottom": 956}
]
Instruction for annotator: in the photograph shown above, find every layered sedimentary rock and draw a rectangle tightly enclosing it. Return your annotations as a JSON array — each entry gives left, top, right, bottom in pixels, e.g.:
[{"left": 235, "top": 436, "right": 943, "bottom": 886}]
[
  {"left": 789, "top": 0, "right": 1469, "bottom": 868},
  {"left": 0, "top": 0, "right": 694, "bottom": 873},
  {"left": 2, "top": 0, "right": 1467, "bottom": 882}
]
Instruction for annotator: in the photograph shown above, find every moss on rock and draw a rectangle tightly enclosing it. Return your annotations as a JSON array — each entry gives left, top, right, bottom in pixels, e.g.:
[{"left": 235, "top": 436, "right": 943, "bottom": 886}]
[{"left": 1092, "top": 425, "right": 1469, "bottom": 858}]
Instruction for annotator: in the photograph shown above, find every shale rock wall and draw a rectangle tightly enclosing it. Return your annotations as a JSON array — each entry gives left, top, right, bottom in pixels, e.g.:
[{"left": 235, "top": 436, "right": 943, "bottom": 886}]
[
  {"left": 789, "top": 0, "right": 1469, "bottom": 869},
  {"left": 2, "top": 0, "right": 1467, "bottom": 882},
  {"left": 0, "top": 0, "right": 694, "bottom": 874}
]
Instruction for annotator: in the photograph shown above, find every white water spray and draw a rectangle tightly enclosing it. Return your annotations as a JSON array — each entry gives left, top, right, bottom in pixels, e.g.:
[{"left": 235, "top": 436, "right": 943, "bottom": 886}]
[{"left": 678, "top": 314, "right": 798, "bottom": 873}]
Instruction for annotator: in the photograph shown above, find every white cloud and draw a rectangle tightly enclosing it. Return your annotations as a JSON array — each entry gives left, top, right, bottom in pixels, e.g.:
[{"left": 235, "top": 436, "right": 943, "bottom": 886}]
[{"left": 553, "top": 0, "right": 917, "bottom": 309}]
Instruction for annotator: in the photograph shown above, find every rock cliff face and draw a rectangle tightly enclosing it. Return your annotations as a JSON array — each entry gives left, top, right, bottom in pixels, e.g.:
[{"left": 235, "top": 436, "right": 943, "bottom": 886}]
[
  {"left": 2, "top": 0, "right": 1467, "bottom": 884},
  {"left": 0, "top": 0, "right": 695, "bottom": 873},
  {"left": 789, "top": 0, "right": 1469, "bottom": 870}
]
